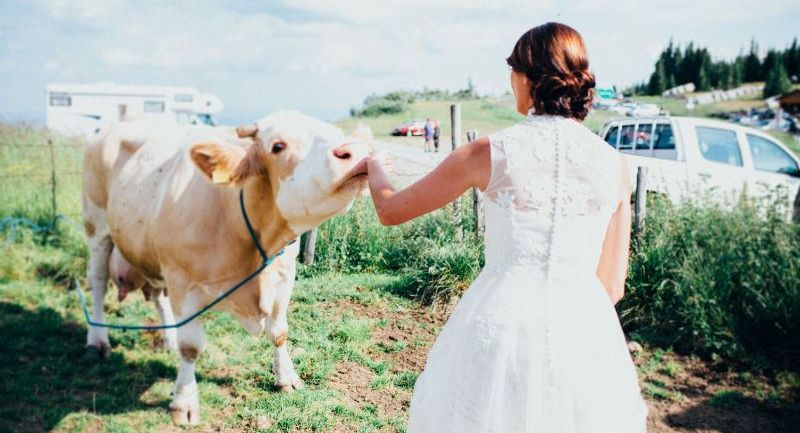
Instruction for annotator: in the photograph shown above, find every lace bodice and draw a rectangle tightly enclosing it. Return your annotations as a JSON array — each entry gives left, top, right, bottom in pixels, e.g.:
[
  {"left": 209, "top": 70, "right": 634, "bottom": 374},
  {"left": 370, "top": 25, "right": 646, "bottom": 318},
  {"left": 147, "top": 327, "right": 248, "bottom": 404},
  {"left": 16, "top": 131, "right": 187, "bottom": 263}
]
[{"left": 482, "top": 114, "right": 623, "bottom": 285}]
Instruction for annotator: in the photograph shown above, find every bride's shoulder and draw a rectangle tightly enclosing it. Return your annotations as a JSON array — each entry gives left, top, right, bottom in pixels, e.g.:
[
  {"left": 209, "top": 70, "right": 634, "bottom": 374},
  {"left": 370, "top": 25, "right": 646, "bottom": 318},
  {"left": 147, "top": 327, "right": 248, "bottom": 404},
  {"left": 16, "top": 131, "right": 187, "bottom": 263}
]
[{"left": 490, "top": 119, "right": 551, "bottom": 146}]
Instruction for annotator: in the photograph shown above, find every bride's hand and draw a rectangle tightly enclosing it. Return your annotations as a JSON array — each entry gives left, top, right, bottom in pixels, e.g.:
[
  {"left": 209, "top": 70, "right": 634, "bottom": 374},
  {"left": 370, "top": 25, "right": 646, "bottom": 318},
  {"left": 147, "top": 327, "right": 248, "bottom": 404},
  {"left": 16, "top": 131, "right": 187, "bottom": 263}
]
[{"left": 369, "top": 150, "right": 393, "bottom": 174}]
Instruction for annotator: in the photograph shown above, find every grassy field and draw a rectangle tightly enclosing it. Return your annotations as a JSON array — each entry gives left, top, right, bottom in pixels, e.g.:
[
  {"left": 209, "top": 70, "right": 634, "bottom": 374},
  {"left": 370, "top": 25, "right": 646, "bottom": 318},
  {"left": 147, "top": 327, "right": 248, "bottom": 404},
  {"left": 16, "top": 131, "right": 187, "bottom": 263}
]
[
  {"left": 2, "top": 237, "right": 799, "bottom": 433},
  {"left": 337, "top": 93, "right": 798, "bottom": 154},
  {"left": 336, "top": 96, "right": 618, "bottom": 147},
  {"left": 2, "top": 100, "right": 800, "bottom": 433}
]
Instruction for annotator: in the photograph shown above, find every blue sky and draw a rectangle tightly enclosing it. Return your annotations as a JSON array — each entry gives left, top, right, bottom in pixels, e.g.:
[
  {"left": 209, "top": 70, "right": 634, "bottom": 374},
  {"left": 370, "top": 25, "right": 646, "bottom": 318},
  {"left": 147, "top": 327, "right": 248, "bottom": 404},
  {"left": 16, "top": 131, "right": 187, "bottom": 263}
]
[{"left": 1, "top": 0, "right": 799, "bottom": 124}]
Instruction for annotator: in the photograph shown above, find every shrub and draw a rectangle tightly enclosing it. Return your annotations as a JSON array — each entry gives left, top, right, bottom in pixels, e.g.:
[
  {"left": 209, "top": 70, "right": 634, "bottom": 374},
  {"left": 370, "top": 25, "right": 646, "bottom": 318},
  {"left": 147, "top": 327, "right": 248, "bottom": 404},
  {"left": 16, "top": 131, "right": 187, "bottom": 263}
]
[
  {"left": 352, "top": 91, "right": 416, "bottom": 117},
  {"left": 305, "top": 197, "right": 483, "bottom": 306},
  {"left": 620, "top": 195, "right": 800, "bottom": 366}
]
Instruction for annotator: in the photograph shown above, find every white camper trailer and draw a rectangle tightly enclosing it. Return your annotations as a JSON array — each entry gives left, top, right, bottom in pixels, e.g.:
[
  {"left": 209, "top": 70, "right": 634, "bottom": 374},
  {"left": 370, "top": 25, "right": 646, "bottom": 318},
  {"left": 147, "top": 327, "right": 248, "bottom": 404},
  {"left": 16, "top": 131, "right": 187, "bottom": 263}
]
[{"left": 45, "top": 83, "right": 223, "bottom": 136}]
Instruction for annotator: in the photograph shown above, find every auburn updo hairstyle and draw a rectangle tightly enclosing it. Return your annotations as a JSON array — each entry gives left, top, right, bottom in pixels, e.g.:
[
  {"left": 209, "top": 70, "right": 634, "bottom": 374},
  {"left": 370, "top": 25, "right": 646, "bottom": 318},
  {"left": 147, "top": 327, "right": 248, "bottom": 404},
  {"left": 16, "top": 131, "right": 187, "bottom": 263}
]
[{"left": 506, "top": 22, "right": 596, "bottom": 121}]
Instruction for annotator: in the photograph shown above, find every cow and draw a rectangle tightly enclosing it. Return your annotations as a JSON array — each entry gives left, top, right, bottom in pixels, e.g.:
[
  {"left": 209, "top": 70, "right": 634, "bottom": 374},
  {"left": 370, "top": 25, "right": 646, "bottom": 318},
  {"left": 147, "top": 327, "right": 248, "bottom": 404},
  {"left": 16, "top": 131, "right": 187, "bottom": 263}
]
[{"left": 82, "top": 111, "right": 371, "bottom": 424}]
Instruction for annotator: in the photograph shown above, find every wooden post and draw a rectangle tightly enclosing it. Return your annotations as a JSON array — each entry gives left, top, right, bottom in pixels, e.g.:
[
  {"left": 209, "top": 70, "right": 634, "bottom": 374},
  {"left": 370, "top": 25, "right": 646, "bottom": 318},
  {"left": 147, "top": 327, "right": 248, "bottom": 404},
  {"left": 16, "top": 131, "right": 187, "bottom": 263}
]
[
  {"left": 303, "top": 228, "right": 318, "bottom": 265},
  {"left": 451, "top": 104, "right": 463, "bottom": 241},
  {"left": 48, "top": 138, "right": 57, "bottom": 222},
  {"left": 633, "top": 166, "right": 648, "bottom": 237},
  {"left": 792, "top": 185, "right": 800, "bottom": 223},
  {"left": 466, "top": 130, "right": 484, "bottom": 235}
]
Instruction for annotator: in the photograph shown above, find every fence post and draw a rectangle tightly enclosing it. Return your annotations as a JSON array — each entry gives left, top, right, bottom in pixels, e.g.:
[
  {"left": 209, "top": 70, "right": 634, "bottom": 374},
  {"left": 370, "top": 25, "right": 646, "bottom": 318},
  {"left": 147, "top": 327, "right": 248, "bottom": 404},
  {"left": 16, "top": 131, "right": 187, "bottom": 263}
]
[
  {"left": 633, "top": 166, "right": 648, "bottom": 237},
  {"left": 793, "top": 186, "right": 800, "bottom": 223},
  {"left": 48, "top": 138, "right": 57, "bottom": 223},
  {"left": 450, "top": 104, "right": 463, "bottom": 241},
  {"left": 303, "top": 228, "right": 318, "bottom": 265},
  {"left": 466, "top": 129, "right": 484, "bottom": 236}
]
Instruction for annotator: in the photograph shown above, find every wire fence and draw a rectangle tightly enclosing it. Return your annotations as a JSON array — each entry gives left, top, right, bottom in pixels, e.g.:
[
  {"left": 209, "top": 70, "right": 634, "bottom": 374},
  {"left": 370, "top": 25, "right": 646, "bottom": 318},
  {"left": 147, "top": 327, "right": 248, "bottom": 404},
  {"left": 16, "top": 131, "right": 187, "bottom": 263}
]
[{"left": 0, "top": 128, "right": 85, "bottom": 230}]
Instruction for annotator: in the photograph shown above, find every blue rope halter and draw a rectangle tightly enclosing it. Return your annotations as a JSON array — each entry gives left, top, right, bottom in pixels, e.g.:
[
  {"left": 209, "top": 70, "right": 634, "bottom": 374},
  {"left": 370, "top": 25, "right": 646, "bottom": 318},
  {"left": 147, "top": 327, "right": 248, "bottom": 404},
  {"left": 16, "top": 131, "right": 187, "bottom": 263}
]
[{"left": 76, "top": 189, "right": 295, "bottom": 330}]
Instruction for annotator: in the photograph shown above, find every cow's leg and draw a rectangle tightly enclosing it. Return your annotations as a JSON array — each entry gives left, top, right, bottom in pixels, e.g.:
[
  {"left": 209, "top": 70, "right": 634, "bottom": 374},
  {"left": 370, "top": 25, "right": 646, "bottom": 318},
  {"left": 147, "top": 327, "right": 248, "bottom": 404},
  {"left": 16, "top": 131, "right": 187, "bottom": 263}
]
[
  {"left": 85, "top": 232, "right": 113, "bottom": 358},
  {"left": 151, "top": 288, "right": 178, "bottom": 351},
  {"left": 170, "top": 296, "right": 205, "bottom": 425},
  {"left": 269, "top": 297, "right": 303, "bottom": 392}
]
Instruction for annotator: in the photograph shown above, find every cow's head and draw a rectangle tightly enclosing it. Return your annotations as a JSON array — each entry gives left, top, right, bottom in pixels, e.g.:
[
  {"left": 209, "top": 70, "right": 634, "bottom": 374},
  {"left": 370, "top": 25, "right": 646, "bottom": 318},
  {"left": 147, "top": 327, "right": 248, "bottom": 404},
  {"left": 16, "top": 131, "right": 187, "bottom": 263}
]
[{"left": 190, "top": 111, "right": 371, "bottom": 234}]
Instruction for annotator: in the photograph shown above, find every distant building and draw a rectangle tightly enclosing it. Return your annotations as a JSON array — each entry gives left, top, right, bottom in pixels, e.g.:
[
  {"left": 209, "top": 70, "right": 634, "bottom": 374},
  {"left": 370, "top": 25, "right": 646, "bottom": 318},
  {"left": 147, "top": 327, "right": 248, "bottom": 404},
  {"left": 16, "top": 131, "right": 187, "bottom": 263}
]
[
  {"left": 778, "top": 89, "right": 800, "bottom": 116},
  {"left": 46, "top": 83, "right": 223, "bottom": 136},
  {"left": 661, "top": 83, "right": 695, "bottom": 98}
]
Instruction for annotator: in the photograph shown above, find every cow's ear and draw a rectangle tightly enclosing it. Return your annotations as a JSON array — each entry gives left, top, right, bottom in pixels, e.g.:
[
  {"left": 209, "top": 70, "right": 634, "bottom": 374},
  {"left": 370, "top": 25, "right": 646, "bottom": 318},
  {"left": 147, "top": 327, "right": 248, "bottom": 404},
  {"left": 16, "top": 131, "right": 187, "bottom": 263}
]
[
  {"left": 190, "top": 141, "right": 266, "bottom": 186},
  {"left": 190, "top": 142, "right": 246, "bottom": 185}
]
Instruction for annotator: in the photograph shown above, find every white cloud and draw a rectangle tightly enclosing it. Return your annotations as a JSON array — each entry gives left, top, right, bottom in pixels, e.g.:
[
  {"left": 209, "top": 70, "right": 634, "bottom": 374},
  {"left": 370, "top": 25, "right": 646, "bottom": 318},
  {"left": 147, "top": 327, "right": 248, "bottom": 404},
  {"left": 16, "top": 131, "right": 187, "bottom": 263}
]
[{"left": 3, "top": 0, "right": 799, "bottom": 121}]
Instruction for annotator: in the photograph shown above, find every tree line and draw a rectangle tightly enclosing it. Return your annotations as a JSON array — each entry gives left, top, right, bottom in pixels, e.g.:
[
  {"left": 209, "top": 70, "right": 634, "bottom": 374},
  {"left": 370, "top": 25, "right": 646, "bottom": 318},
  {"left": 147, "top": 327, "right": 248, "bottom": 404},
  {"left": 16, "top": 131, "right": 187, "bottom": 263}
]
[
  {"left": 631, "top": 38, "right": 798, "bottom": 98},
  {"left": 350, "top": 79, "right": 479, "bottom": 117}
]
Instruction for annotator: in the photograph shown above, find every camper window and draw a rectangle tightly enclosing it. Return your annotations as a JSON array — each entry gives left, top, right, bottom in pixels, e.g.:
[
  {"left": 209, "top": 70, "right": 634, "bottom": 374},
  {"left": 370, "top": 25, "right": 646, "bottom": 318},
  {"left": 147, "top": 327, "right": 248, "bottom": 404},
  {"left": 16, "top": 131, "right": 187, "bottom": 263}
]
[
  {"left": 144, "top": 101, "right": 165, "bottom": 113},
  {"left": 49, "top": 95, "right": 71, "bottom": 107}
]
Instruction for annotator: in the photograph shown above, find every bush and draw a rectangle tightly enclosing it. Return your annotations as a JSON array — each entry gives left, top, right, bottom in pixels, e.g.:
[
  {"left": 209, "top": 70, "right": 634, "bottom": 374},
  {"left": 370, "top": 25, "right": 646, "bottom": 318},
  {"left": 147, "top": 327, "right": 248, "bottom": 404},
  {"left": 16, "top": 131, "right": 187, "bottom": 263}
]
[
  {"left": 305, "top": 197, "right": 483, "bottom": 306},
  {"left": 620, "top": 195, "right": 800, "bottom": 366},
  {"left": 352, "top": 92, "right": 416, "bottom": 117}
]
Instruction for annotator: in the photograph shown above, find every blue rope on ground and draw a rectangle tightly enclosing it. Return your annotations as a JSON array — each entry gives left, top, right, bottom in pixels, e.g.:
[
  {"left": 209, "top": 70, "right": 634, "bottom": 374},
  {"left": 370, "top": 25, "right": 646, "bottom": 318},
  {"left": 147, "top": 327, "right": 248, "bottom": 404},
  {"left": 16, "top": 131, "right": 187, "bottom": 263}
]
[
  {"left": 0, "top": 214, "right": 82, "bottom": 241},
  {"left": 76, "top": 189, "right": 295, "bottom": 331}
]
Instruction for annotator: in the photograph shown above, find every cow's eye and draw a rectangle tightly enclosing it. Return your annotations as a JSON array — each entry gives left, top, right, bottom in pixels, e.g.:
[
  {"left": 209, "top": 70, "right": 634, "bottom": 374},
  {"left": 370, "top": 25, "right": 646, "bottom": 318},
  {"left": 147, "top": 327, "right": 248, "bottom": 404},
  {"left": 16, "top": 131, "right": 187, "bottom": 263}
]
[{"left": 272, "top": 141, "right": 287, "bottom": 154}]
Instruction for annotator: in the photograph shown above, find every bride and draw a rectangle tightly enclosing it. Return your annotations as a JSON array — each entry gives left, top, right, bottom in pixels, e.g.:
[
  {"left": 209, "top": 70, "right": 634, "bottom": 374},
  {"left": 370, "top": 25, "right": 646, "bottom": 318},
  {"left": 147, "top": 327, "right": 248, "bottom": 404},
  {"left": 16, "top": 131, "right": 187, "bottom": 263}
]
[{"left": 360, "top": 22, "right": 647, "bottom": 433}]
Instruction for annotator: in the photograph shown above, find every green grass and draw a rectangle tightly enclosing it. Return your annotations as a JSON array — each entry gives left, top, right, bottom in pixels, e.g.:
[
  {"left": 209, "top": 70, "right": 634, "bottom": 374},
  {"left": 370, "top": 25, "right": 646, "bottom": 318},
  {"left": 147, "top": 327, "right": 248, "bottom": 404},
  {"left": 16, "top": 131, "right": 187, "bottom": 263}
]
[
  {"left": 0, "top": 123, "right": 84, "bottom": 223},
  {"left": 337, "top": 97, "right": 523, "bottom": 145},
  {"left": 337, "top": 92, "right": 798, "bottom": 157},
  {"left": 0, "top": 255, "right": 427, "bottom": 433},
  {"left": 337, "top": 96, "right": 625, "bottom": 145}
]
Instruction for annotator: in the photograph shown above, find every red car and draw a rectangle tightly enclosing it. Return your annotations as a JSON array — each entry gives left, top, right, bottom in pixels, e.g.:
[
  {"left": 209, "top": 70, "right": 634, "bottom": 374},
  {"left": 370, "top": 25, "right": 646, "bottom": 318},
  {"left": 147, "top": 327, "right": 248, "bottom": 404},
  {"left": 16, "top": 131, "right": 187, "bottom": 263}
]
[{"left": 392, "top": 119, "right": 439, "bottom": 136}]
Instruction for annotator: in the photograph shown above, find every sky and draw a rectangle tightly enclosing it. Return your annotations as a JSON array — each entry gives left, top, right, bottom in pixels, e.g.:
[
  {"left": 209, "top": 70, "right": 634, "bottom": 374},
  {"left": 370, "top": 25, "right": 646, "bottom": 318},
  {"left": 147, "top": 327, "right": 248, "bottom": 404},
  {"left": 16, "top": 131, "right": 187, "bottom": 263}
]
[{"left": 1, "top": 0, "right": 799, "bottom": 124}]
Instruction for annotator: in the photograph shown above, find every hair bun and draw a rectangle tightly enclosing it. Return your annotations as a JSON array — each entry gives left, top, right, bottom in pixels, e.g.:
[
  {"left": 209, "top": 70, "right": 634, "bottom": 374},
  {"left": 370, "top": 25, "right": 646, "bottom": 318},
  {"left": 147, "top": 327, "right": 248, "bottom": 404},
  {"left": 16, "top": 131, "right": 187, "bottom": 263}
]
[
  {"left": 506, "top": 23, "right": 596, "bottom": 121},
  {"left": 530, "top": 70, "right": 595, "bottom": 121}
]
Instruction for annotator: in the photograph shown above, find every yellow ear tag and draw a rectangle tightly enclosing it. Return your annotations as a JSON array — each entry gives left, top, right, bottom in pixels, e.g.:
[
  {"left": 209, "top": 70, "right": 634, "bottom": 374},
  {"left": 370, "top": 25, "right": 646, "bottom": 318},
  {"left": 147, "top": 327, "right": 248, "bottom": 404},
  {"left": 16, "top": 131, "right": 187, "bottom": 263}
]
[{"left": 212, "top": 167, "right": 231, "bottom": 184}]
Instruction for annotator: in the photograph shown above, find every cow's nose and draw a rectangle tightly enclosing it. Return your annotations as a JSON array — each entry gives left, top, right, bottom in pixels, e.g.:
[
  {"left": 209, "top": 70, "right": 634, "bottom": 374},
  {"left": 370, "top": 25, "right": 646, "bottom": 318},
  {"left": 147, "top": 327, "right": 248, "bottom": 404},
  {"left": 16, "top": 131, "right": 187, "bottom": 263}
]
[{"left": 332, "top": 143, "right": 353, "bottom": 160}]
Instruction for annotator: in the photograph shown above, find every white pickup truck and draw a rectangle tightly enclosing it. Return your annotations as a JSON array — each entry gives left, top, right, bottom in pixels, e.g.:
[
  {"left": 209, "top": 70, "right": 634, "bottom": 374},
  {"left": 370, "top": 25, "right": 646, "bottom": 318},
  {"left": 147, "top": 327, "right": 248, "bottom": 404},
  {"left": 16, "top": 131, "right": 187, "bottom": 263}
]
[{"left": 598, "top": 116, "right": 800, "bottom": 207}]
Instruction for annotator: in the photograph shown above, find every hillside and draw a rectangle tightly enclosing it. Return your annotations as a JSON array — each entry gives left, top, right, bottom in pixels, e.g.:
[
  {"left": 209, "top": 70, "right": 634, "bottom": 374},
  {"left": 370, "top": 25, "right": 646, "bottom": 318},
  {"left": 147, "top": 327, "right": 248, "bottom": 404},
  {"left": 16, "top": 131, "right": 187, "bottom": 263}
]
[{"left": 338, "top": 95, "right": 797, "bottom": 154}]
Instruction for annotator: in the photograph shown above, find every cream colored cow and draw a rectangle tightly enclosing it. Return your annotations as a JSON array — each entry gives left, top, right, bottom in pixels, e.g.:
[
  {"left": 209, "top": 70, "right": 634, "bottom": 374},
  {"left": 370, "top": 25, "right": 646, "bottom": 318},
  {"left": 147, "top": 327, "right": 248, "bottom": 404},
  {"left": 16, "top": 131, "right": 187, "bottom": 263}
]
[{"left": 82, "top": 111, "right": 370, "bottom": 424}]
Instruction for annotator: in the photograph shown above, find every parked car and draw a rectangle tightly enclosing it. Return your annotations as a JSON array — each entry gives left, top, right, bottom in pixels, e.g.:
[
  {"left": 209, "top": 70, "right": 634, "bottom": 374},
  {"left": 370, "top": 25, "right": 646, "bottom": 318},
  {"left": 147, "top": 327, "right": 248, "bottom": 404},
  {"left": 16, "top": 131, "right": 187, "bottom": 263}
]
[
  {"left": 627, "top": 103, "right": 661, "bottom": 117},
  {"left": 392, "top": 119, "right": 439, "bottom": 136},
  {"left": 608, "top": 103, "right": 637, "bottom": 115},
  {"left": 599, "top": 116, "right": 800, "bottom": 208}
]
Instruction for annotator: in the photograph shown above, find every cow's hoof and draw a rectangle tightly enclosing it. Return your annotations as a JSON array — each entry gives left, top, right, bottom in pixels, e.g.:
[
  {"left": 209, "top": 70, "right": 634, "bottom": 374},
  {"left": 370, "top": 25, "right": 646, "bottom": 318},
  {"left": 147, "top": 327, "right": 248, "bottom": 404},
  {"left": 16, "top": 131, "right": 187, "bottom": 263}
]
[
  {"left": 277, "top": 376, "right": 304, "bottom": 393},
  {"left": 170, "top": 402, "right": 200, "bottom": 425},
  {"left": 84, "top": 343, "right": 111, "bottom": 360}
]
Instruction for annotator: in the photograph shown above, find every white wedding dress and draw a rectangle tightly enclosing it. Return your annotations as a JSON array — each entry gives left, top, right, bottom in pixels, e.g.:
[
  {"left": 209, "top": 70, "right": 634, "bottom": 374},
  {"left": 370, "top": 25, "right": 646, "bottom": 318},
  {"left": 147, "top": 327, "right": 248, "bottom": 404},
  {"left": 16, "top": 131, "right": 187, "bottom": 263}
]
[{"left": 407, "top": 114, "right": 648, "bottom": 433}]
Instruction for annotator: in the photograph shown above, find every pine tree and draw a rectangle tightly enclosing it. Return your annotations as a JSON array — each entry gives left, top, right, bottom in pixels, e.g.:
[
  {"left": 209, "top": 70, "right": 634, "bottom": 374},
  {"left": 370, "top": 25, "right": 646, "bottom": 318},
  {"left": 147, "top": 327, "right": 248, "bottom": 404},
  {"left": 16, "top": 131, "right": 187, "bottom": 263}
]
[
  {"left": 784, "top": 37, "right": 799, "bottom": 82},
  {"left": 649, "top": 59, "right": 667, "bottom": 95},
  {"left": 762, "top": 50, "right": 782, "bottom": 82},
  {"left": 697, "top": 64, "right": 710, "bottom": 91},
  {"left": 673, "top": 47, "right": 683, "bottom": 84},
  {"left": 732, "top": 56, "right": 743, "bottom": 87},
  {"left": 743, "top": 38, "right": 762, "bottom": 82},
  {"left": 764, "top": 58, "right": 792, "bottom": 97}
]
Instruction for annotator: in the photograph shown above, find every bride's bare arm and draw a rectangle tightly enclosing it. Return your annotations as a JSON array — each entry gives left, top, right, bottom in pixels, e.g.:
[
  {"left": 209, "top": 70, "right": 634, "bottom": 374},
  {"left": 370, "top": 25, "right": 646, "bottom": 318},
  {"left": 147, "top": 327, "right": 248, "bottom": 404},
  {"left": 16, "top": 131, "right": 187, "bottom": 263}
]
[
  {"left": 366, "top": 137, "right": 491, "bottom": 226},
  {"left": 596, "top": 157, "right": 633, "bottom": 305}
]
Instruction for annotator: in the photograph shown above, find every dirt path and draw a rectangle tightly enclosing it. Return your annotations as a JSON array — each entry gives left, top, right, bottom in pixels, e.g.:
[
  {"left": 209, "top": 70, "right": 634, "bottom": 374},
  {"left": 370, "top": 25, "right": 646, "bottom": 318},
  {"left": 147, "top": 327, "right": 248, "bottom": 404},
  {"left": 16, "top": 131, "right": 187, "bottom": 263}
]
[
  {"left": 326, "top": 293, "right": 799, "bottom": 433},
  {"left": 372, "top": 140, "right": 445, "bottom": 188}
]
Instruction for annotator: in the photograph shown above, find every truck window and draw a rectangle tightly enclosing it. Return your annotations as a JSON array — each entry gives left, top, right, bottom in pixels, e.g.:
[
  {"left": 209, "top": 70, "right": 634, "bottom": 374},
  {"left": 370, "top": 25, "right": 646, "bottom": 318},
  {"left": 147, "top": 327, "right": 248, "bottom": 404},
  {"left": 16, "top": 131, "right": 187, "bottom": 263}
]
[
  {"left": 747, "top": 134, "right": 800, "bottom": 176},
  {"left": 619, "top": 124, "right": 635, "bottom": 149},
  {"left": 604, "top": 125, "right": 619, "bottom": 148},
  {"left": 653, "top": 124, "right": 674, "bottom": 150},
  {"left": 635, "top": 123, "right": 652, "bottom": 150},
  {"left": 696, "top": 126, "right": 742, "bottom": 167}
]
